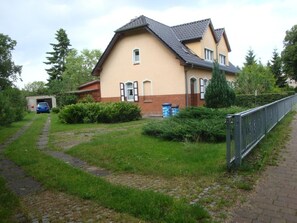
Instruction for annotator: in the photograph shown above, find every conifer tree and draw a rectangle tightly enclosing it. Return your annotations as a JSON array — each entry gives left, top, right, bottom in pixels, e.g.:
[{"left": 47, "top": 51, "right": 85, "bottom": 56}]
[
  {"left": 244, "top": 49, "right": 257, "bottom": 66},
  {"left": 44, "top": 28, "right": 71, "bottom": 84},
  {"left": 268, "top": 49, "right": 287, "bottom": 88},
  {"left": 205, "top": 61, "right": 235, "bottom": 108}
]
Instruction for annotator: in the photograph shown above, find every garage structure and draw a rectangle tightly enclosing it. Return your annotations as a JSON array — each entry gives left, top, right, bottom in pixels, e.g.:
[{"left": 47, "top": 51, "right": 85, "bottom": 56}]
[{"left": 26, "top": 95, "right": 57, "bottom": 112}]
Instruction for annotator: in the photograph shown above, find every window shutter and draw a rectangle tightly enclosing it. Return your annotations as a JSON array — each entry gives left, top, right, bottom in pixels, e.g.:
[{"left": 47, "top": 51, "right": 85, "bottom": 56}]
[
  {"left": 200, "top": 78, "right": 205, "bottom": 100},
  {"left": 120, "top": 82, "right": 125, "bottom": 101},
  {"left": 133, "top": 81, "right": 139, "bottom": 102}
]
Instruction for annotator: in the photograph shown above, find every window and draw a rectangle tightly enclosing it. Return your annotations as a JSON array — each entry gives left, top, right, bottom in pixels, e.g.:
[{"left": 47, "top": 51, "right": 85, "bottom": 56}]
[
  {"left": 204, "top": 48, "right": 214, "bottom": 61},
  {"left": 126, "top": 82, "right": 134, "bottom": 101},
  {"left": 143, "top": 80, "right": 152, "bottom": 101},
  {"left": 219, "top": 54, "right": 226, "bottom": 65},
  {"left": 120, "top": 81, "right": 139, "bottom": 102},
  {"left": 200, "top": 78, "right": 209, "bottom": 100},
  {"left": 133, "top": 49, "right": 140, "bottom": 64}
]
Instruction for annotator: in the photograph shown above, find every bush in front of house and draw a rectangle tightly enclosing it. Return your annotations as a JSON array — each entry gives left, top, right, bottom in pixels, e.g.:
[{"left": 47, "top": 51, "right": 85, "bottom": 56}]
[
  {"left": 58, "top": 102, "right": 141, "bottom": 124},
  {"left": 142, "top": 106, "right": 244, "bottom": 142}
]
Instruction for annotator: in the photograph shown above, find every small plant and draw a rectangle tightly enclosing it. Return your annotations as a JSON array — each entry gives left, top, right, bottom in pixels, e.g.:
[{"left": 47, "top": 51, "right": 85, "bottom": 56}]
[
  {"left": 51, "top": 107, "right": 60, "bottom": 113},
  {"left": 78, "top": 94, "right": 95, "bottom": 103}
]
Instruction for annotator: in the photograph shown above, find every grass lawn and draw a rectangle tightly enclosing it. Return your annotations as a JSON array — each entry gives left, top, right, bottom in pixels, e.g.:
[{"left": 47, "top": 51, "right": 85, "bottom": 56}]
[
  {"left": 65, "top": 119, "right": 227, "bottom": 177},
  {"left": 0, "top": 112, "right": 34, "bottom": 144},
  {"left": 0, "top": 176, "right": 22, "bottom": 222},
  {"left": 1, "top": 110, "right": 295, "bottom": 222},
  {"left": 4, "top": 114, "right": 209, "bottom": 223}
]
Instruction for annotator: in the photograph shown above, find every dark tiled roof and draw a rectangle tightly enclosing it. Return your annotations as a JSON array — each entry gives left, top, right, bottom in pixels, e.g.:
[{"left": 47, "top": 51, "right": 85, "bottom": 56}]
[
  {"left": 93, "top": 15, "right": 239, "bottom": 74},
  {"left": 172, "top": 19, "right": 211, "bottom": 42},
  {"left": 215, "top": 28, "right": 225, "bottom": 41}
]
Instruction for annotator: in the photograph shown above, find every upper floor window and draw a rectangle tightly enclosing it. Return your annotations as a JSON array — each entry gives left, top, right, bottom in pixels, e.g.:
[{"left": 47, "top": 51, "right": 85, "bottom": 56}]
[
  {"left": 204, "top": 48, "right": 214, "bottom": 61},
  {"left": 219, "top": 54, "right": 226, "bottom": 65},
  {"left": 133, "top": 49, "right": 140, "bottom": 64}
]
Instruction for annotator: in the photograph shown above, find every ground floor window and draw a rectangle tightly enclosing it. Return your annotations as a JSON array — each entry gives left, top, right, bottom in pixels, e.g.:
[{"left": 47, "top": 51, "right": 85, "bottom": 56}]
[{"left": 120, "top": 81, "right": 139, "bottom": 102}]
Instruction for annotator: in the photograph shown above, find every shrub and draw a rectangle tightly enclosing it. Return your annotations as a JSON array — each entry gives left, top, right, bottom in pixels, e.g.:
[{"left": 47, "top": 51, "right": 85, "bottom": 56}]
[
  {"left": 143, "top": 106, "right": 244, "bottom": 142},
  {"left": 205, "top": 61, "right": 236, "bottom": 108},
  {"left": 51, "top": 107, "right": 60, "bottom": 113},
  {"left": 58, "top": 102, "right": 141, "bottom": 124},
  {"left": 235, "top": 92, "right": 294, "bottom": 108},
  {"left": 0, "top": 88, "right": 26, "bottom": 126},
  {"left": 78, "top": 94, "right": 95, "bottom": 103}
]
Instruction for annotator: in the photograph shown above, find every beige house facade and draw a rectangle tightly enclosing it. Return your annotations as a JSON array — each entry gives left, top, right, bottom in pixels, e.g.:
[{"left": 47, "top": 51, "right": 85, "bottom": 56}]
[{"left": 92, "top": 15, "right": 239, "bottom": 116}]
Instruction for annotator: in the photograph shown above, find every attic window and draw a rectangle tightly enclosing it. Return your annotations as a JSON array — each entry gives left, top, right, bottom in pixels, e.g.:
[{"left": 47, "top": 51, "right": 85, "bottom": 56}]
[
  {"left": 204, "top": 48, "right": 214, "bottom": 62},
  {"left": 219, "top": 54, "right": 226, "bottom": 65},
  {"left": 133, "top": 49, "right": 140, "bottom": 64}
]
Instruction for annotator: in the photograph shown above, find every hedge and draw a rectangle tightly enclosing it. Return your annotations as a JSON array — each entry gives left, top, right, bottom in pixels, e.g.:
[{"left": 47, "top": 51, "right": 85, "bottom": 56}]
[
  {"left": 58, "top": 102, "right": 141, "bottom": 124},
  {"left": 235, "top": 92, "right": 295, "bottom": 108}
]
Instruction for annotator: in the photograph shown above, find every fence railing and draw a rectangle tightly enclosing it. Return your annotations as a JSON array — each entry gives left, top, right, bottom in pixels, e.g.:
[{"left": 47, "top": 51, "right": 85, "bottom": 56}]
[{"left": 226, "top": 94, "right": 297, "bottom": 168}]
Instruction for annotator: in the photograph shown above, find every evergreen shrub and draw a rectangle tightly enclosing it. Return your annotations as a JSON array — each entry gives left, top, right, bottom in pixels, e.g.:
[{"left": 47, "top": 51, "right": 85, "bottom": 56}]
[
  {"left": 205, "top": 61, "right": 236, "bottom": 108},
  {"left": 142, "top": 106, "right": 244, "bottom": 142}
]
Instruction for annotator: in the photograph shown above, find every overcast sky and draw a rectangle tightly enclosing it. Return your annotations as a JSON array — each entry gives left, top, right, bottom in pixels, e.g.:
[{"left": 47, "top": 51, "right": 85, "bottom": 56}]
[{"left": 1, "top": 0, "right": 297, "bottom": 89}]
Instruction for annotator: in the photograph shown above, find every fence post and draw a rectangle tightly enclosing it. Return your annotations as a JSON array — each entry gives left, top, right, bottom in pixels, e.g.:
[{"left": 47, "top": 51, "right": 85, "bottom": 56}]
[
  {"left": 234, "top": 114, "right": 242, "bottom": 167},
  {"left": 226, "top": 115, "right": 232, "bottom": 169}
]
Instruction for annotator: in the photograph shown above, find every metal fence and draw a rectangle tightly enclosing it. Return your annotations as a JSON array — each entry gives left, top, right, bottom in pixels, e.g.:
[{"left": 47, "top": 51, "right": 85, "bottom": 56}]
[{"left": 226, "top": 94, "right": 297, "bottom": 168}]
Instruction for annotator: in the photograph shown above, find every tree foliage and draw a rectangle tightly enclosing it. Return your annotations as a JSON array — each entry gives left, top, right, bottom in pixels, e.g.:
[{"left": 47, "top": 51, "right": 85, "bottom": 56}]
[
  {"left": 0, "top": 87, "right": 26, "bottom": 126},
  {"left": 282, "top": 24, "right": 297, "bottom": 80},
  {"left": 244, "top": 49, "right": 257, "bottom": 66},
  {"left": 44, "top": 28, "right": 71, "bottom": 84},
  {"left": 23, "top": 81, "right": 48, "bottom": 96},
  {"left": 61, "top": 48, "right": 101, "bottom": 91},
  {"left": 204, "top": 61, "right": 235, "bottom": 108},
  {"left": 268, "top": 49, "right": 287, "bottom": 88},
  {"left": 235, "top": 63, "right": 276, "bottom": 94},
  {"left": 0, "top": 33, "right": 22, "bottom": 89}
]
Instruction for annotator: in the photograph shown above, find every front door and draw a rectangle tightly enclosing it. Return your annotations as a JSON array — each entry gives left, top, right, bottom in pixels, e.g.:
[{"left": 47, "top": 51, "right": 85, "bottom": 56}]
[{"left": 190, "top": 78, "right": 197, "bottom": 106}]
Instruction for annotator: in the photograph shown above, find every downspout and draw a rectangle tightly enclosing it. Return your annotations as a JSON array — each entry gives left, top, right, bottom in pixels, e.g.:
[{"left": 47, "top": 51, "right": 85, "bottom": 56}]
[{"left": 185, "top": 67, "right": 189, "bottom": 107}]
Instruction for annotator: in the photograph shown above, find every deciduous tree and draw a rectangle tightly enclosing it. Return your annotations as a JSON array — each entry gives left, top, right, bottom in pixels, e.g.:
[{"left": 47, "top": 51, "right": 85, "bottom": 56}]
[
  {"left": 0, "top": 33, "right": 22, "bottom": 89},
  {"left": 282, "top": 24, "right": 297, "bottom": 80}
]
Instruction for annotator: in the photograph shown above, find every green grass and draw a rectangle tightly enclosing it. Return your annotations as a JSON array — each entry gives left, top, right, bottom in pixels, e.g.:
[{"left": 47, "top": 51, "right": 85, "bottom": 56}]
[
  {"left": 0, "top": 177, "right": 21, "bottom": 222},
  {"left": 66, "top": 122, "right": 226, "bottom": 177},
  {"left": 0, "top": 112, "right": 34, "bottom": 144},
  {"left": 5, "top": 114, "right": 209, "bottom": 223}
]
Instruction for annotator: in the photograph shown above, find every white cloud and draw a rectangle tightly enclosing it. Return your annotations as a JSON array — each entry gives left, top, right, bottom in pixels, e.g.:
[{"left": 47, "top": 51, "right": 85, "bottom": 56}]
[{"left": 1, "top": 0, "right": 297, "bottom": 88}]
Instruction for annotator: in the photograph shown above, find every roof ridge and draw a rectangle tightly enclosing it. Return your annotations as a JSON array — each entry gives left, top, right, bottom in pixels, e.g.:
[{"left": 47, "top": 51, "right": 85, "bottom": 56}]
[{"left": 171, "top": 18, "right": 211, "bottom": 28}]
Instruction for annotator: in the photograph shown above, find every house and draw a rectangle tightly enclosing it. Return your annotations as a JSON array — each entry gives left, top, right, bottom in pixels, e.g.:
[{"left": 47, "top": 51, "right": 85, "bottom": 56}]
[
  {"left": 72, "top": 80, "right": 101, "bottom": 101},
  {"left": 92, "top": 15, "right": 239, "bottom": 116}
]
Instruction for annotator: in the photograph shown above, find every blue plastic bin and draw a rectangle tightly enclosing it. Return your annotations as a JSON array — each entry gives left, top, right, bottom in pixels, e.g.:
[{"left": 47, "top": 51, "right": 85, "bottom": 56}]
[
  {"left": 162, "top": 103, "right": 172, "bottom": 118},
  {"left": 171, "top": 105, "right": 179, "bottom": 116}
]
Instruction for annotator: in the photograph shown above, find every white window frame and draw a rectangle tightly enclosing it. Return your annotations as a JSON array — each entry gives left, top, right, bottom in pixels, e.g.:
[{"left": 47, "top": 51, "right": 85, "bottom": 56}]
[
  {"left": 200, "top": 78, "right": 209, "bottom": 100},
  {"left": 125, "top": 82, "right": 134, "bottom": 101},
  {"left": 120, "top": 81, "right": 139, "bottom": 102},
  {"left": 219, "top": 54, "right": 226, "bottom": 65},
  {"left": 132, "top": 48, "right": 140, "bottom": 64},
  {"left": 204, "top": 48, "right": 214, "bottom": 62}
]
